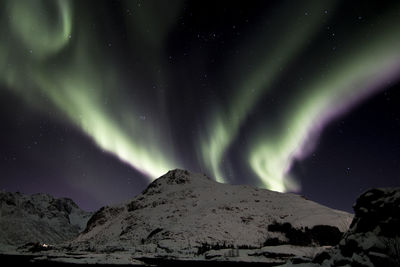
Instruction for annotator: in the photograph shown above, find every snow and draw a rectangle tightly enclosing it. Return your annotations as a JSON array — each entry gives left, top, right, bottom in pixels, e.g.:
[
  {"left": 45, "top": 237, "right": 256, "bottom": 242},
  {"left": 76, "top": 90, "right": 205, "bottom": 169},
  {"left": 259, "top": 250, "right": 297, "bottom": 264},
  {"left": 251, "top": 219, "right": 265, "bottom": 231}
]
[
  {"left": 70, "top": 169, "right": 353, "bottom": 261},
  {"left": 278, "top": 262, "right": 321, "bottom": 267},
  {"left": 0, "top": 191, "right": 91, "bottom": 249},
  {"left": 32, "top": 252, "right": 146, "bottom": 265},
  {"left": 250, "top": 245, "right": 327, "bottom": 258},
  {"left": 0, "top": 170, "right": 360, "bottom": 265}
]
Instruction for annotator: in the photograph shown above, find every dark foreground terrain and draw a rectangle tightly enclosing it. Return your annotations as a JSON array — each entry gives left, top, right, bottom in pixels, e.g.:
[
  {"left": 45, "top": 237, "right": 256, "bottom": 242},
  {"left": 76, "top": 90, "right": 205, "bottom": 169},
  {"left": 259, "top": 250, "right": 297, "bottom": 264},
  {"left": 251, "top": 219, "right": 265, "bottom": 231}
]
[{"left": 0, "top": 254, "right": 275, "bottom": 267}]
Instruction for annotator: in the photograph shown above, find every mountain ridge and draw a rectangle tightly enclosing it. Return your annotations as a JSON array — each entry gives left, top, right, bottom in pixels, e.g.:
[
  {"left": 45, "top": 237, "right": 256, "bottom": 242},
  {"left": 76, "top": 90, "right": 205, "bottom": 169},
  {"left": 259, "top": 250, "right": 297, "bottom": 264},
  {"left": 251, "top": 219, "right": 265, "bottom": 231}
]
[
  {"left": 0, "top": 190, "right": 91, "bottom": 250},
  {"left": 1, "top": 170, "right": 398, "bottom": 266},
  {"left": 71, "top": 169, "right": 353, "bottom": 258}
]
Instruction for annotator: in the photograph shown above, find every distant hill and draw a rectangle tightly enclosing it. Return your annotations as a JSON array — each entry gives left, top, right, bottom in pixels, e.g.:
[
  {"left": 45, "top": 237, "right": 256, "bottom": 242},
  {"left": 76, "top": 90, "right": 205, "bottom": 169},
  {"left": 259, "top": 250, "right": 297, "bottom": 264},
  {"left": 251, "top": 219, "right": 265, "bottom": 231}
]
[{"left": 0, "top": 191, "right": 91, "bottom": 250}]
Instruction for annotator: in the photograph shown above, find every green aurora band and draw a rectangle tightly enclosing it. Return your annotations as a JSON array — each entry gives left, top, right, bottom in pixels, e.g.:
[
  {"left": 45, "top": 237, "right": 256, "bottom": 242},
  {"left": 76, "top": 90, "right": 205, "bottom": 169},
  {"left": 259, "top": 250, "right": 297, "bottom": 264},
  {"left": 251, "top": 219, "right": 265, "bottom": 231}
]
[
  {"left": 0, "top": 1, "right": 399, "bottom": 194},
  {"left": 0, "top": 0, "right": 180, "bottom": 180},
  {"left": 248, "top": 7, "right": 400, "bottom": 192},
  {"left": 200, "top": 1, "right": 335, "bottom": 183}
]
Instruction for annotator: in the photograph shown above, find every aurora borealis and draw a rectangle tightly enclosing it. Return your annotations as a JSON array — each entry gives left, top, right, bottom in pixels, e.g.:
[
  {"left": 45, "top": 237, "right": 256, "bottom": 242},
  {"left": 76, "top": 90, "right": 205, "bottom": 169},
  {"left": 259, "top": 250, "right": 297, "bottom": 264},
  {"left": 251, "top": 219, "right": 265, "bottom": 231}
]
[{"left": 1, "top": 0, "right": 399, "bottom": 211}]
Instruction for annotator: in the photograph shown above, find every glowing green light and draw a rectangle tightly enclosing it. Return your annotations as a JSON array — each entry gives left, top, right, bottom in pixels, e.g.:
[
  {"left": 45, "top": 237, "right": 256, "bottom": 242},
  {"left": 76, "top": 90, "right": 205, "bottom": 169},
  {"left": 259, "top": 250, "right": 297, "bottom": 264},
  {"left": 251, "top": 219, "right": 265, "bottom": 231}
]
[
  {"left": 7, "top": 0, "right": 72, "bottom": 59},
  {"left": 0, "top": 0, "right": 178, "bottom": 180},
  {"left": 249, "top": 9, "right": 400, "bottom": 192},
  {"left": 201, "top": 1, "right": 335, "bottom": 183}
]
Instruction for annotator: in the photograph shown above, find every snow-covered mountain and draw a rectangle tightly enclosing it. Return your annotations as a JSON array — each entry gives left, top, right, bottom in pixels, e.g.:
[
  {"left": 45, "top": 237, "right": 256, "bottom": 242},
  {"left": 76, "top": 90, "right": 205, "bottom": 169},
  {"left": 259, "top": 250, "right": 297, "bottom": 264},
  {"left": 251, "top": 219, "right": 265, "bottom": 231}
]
[
  {"left": 71, "top": 169, "right": 353, "bottom": 259},
  {"left": 0, "top": 191, "right": 91, "bottom": 250},
  {"left": 4, "top": 170, "right": 397, "bottom": 266}
]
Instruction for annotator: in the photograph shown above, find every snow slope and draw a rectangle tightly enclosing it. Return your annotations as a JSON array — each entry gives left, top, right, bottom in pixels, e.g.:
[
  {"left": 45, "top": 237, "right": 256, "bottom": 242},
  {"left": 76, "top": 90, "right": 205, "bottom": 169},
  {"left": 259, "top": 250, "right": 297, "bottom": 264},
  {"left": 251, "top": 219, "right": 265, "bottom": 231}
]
[
  {"left": 0, "top": 191, "right": 91, "bottom": 251},
  {"left": 71, "top": 169, "right": 353, "bottom": 257}
]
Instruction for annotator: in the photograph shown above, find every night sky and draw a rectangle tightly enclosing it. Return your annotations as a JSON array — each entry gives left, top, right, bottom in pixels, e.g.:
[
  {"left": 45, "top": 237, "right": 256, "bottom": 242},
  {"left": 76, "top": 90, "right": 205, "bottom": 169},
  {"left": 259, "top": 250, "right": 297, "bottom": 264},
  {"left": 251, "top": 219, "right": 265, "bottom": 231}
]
[{"left": 0, "top": 0, "right": 399, "bottom": 212}]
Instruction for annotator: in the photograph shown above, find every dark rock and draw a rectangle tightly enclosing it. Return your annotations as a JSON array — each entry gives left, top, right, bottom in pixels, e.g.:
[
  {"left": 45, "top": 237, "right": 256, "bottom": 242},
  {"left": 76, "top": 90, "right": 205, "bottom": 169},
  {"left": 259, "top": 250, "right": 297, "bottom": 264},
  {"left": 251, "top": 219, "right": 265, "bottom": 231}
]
[
  {"left": 147, "top": 228, "right": 163, "bottom": 240},
  {"left": 84, "top": 206, "right": 122, "bottom": 233},
  {"left": 312, "top": 251, "right": 331, "bottom": 264},
  {"left": 291, "top": 257, "right": 311, "bottom": 264},
  {"left": 334, "top": 258, "right": 351, "bottom": 266},
  {"left": 142, "top": 180, "right": 162, "bottom": 196},
  {"left": 267, "top": 222, "right": 343, "bottom": 246},
  {"left": 263, "top": 237, "right": 283, "bottom": 246},
  {"left": 84, "top": 207, "right": 107, "bottom": 233},
  {"left": 268, "top": 222, "right": 292, "bottom": 233},
  {"left": 165, "top": 169, "right": 191, "bottom": 185},
  {"left": 310, "top": 225, "right": 343, "bottom": 246},
  {"left": 352, "top": 188, "right": 400, "bottom": 236},
  {"left": 127, "top": 200, "right": 145, "bottom": 212},
  {"left": 339, "top": 238, "right": 361, "bottom": 257},
  {"left": 369, "top": 251, "right": 397, "bottom": 267},
  {"left": 0, "top": 192, "right": 17, "bottom": 206},
  {"left": 351, "top": 261, "right": 371, "bottom": 267},
  {"left": 319, "top": 188, "right": 400, "bottom": 266}
]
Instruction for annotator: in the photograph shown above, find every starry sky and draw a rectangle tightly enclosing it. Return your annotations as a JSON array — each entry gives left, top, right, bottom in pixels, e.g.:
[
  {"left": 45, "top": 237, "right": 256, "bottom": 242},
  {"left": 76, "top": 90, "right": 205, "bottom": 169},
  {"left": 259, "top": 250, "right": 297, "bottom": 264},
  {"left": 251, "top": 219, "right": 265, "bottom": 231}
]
[{"left": 0, "top": 0, "right": 399, "bottom": 212}]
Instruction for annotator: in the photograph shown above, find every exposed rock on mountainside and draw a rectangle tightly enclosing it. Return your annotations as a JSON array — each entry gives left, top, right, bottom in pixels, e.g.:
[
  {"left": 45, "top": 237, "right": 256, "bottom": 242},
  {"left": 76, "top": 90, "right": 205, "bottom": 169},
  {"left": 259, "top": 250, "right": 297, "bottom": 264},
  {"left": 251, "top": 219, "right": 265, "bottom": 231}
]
[
  {"left": 312, "top": 187, "right": 400, "bottom": 267},
  {"left": 71, "top": 169, "right": 353, "bottom": 260},
  {"left": 0, "top": 191, "right": 91, "bottom": 250}
]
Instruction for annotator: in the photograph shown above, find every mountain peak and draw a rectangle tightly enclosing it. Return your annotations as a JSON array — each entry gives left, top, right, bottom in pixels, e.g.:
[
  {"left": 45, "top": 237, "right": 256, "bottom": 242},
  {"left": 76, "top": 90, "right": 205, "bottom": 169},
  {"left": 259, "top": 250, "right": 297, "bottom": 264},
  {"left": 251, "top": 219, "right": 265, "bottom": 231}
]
[
  {"left": 75, "top": 169, "right": 353, "bottom": 259},
  {"left": 141, "top": 169, "right": 213, "bottom": 196},
  {"left": 162, "top": 169, "right": 192, "bottom": 185},
  {"left": 161, "top": 169, "right": 213, "bottom": 184}
]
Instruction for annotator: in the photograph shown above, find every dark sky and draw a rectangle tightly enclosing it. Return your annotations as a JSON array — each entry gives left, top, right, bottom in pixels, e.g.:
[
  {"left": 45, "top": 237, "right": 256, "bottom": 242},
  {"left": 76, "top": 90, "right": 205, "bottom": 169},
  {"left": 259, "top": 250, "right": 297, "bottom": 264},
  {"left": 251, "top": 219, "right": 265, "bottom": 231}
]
[{"left": 0, "top": 0, "right": 399, "bottom": 212}]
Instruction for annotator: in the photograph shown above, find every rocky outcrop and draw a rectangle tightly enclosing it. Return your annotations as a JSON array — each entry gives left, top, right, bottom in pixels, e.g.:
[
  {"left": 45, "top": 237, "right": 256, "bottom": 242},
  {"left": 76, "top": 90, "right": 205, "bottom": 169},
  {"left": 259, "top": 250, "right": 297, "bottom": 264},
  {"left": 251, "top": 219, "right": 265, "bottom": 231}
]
[
  {"left": 0, "top": 191, "right": 91, "bottom": 249},
  {"left": 313, "top": 188, "right": 400, "bottom": 267},
  {"left": 267, "top": 222, "right": 343, "bottom": 246}
]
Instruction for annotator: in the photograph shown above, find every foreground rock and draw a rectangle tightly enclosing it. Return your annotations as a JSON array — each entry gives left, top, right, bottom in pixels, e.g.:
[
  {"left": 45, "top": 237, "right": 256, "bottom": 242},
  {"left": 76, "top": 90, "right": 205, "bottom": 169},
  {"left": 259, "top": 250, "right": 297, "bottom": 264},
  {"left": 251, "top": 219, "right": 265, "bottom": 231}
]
[
  {"left": 309, "top": 187, "right": 400, "bottom": 267},
  {"left": 69, "top": 169, "right": 352, "bottom": 264},
  {"left": 0, "top": 191, "right": 91, "bottom": 251}
]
